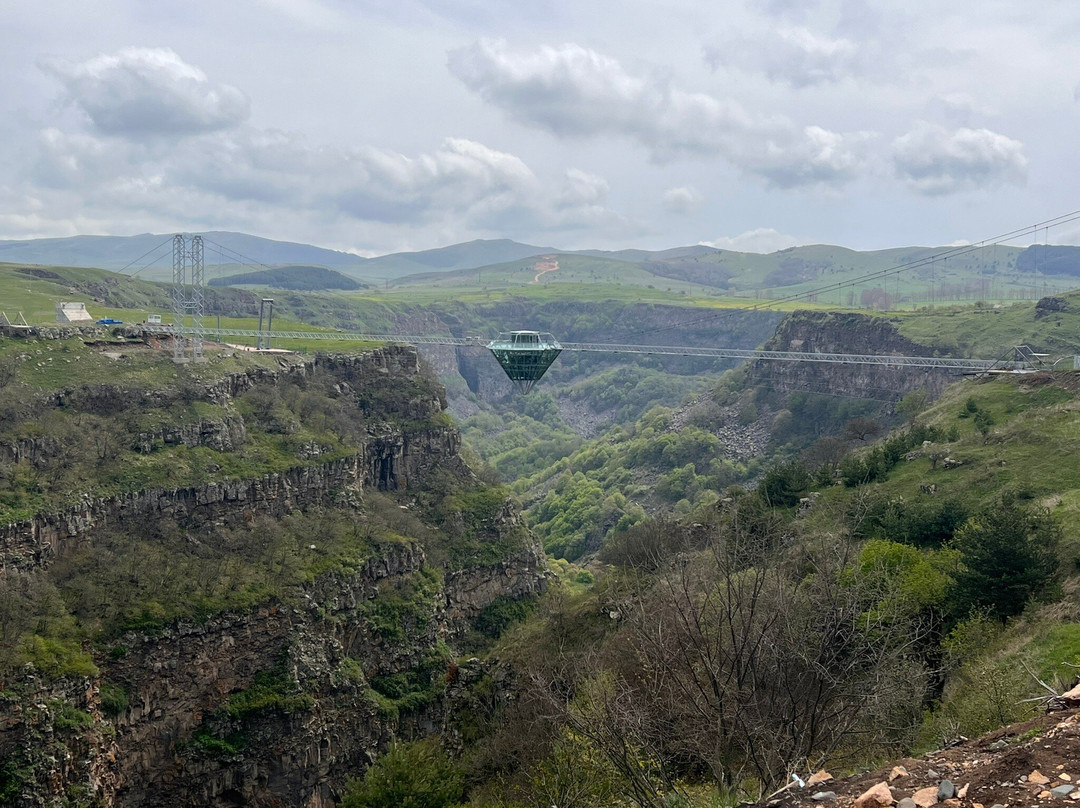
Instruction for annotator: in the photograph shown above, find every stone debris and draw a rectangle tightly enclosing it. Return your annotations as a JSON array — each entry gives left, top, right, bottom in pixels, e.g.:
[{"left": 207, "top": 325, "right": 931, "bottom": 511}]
[
  {"left": 912, "top": 786, "right": 939, "bottom": 807},
  {"left": 854, "top": 782, "right": 895, "bottom": 808},
  {"left": 811, "top": 793, "right": 837, "bottom": 802},
  {"left": 752, "top": 709, "right": 1080, "bottom": 808},
  {"left": 808, "top": 771, "right": 835, "bottom": 787},
  {"left": 937, "top": 780, "right": 955, "bottom": 801}
]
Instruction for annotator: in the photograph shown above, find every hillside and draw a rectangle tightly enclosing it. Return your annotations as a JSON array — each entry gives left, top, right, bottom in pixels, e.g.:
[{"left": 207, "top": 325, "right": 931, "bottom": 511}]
[
  {"left": 5, "top": 231, "right": 1079, "bottom": 307},
  {"left": 207, "top": 265, "right": 366, "bottom": 291},
  {"left": 0, "top": 232, "right": 367, "bottom": 276}
]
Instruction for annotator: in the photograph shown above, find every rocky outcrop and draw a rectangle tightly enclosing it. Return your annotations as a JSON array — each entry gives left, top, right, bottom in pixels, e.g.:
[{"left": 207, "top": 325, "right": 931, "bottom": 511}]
[
  {"left": 0, "top": 345, "right": 459, "bottom": 571},
  {"left": 133, "top": 414, "right": 248, "bottom": 453},
  {"left": 749, "top": 311, "right": 957, "bottom": 401},
  {"left": 0, "top": 340, "right": 547, "bottom": 807}
]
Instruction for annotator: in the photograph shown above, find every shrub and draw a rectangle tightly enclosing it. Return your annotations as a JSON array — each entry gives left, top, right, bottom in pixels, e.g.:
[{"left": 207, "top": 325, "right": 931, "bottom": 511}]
[
  {"left": 99, "top": 682, "right": 130, "bottom": 717},
  {"left": 341, "top": 740, "right": 464, "bottom": 808}
]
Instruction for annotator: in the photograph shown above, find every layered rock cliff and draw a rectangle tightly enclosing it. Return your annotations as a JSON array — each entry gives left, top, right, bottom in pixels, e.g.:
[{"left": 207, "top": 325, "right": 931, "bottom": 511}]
[
  {"left": 749, "top": 311, "right": 958, "bottom": 401},
  {"left": 0, "top": 340, "right": 547, "bottom": 807}
]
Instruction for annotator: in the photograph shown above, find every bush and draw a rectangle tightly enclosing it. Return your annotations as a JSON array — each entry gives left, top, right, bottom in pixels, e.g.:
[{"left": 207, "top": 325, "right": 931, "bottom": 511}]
[
  {"left": 341, "top": 740, "right": 464, "bottom": 808},
  {"left": 474, "top": 596, "right": 536, "bottom": 640},
  {"left": 99, "top": 682, "right": 129, "bottom": 717}
]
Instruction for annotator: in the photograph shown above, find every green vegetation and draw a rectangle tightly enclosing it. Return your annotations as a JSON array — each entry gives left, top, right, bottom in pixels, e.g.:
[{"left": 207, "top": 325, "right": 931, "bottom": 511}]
[
  {"left": 208, "top": 265, "right": 364, "bottom": 291},
  {"left": 341, "top": 740, "right": 464, "bottom": 808},
  {"left": 223, "top": 666, "right": 314, "bottom": 720},
  {"left": 98, "top": 682, "right": 129, "bottom": 717},
  {"left": 360, "top": 568, "right": 443, "bottom": 642},
  {"left": 367, "top": 648, "right": 450, "bottom": 720}
]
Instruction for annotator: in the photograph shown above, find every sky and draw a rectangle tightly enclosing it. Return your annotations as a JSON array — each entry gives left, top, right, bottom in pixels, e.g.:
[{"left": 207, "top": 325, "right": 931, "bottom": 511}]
[{"left": 2, "top": 0, "right": 1079, "bottom": 257}]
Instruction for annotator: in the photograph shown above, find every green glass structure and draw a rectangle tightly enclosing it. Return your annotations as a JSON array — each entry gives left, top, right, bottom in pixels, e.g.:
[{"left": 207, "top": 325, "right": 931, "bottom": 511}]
[{"left": 488, "top": 331, "right": 562, "bottom": 394}]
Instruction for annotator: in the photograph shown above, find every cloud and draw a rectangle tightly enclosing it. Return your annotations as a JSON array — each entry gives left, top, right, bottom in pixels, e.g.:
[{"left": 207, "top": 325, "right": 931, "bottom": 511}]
[
  {"left": 22, "top": 46, "right": 641, "bottom": 247},
  {"left": 702, "top": 228, "right": 800, "bottom": 253},
  {"left": 704, "top": 27, "right": 862, "bottom": 88},
  {"left": 559, "top": 168, "right": 609, "bottom": 207},
  {"left": 891, "top": 123, "right": 1027, "bottom": 195},
  {"left": 39, "top": 47, "right": 250, "bottom": 138},
  {"left": 25, "top": 120, "right": 635, "bottom": 244},
  {"left": 448, "top": 39, "right": 868, "bottom": 187},
  {"left": 661, "top": 186, "right": 703, "bottom": 214}
]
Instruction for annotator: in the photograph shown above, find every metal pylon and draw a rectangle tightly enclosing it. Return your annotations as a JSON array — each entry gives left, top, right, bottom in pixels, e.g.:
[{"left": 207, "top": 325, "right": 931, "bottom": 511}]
[
  {"left": 190, "top": 235, "right": 204, "bottom": 360},
  {"left": 172, "top": 234, "right": 187, "bottom": 361},
  {"left": 171, "top": 234, "right": 206, "bottom": 362}
]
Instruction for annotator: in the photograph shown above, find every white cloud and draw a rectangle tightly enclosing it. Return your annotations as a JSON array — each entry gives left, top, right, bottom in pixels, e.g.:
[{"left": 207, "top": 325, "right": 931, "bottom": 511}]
[
  {"left": 559, "top": 168, "right": 609, "bottom": 207},
  {"left": 23, "top": 116, "right": 637, "bottom": 246},
  {"left": 39, "top": 47, "right": 250, "bottom": 138},
  {"left": 892, "top": 123, "right": 1027, "bottom": 195},
  {"left": 702, "top": 228, "right": 800, "bottom": 253},
  {"left": 705, "top": 27, "right": 862, "bottom": 88},
  {"left": 662, "top": 186, "right": 703, "bottom": 214},
  {"left": 448, "top": 39, "right": 868, "bottom": 187}
]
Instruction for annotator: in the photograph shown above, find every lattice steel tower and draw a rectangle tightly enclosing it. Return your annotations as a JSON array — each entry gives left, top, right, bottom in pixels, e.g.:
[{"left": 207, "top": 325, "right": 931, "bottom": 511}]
[{"left": 171, "top": 234, "right": 206, "bottom": 362}]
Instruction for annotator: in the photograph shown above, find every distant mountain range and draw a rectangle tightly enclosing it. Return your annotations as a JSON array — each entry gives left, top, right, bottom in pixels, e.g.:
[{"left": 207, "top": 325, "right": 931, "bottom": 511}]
[
  {"left": 2, "top": 231, "right": 1080, "bottom": 302},
  {"left": 0, "top": 232, "right": 561, "bottom": 281}
]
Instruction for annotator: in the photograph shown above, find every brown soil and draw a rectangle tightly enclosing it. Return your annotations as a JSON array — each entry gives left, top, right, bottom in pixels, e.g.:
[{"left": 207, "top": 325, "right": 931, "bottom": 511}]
[{"left": 757, "top": 709, "right": 1080, "bottom": 808}]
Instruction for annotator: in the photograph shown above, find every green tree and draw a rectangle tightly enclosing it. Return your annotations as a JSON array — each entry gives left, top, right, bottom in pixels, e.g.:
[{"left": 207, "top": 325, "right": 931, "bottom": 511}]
[
  {"left": 757, "top": 459, "right": 809, "bottom": 507},
  {"left": 341, "top": 740, "right": 464, "bottom": 808},
  {"left": 950, "top": 496, "right": 1059, "bottom": 621}
]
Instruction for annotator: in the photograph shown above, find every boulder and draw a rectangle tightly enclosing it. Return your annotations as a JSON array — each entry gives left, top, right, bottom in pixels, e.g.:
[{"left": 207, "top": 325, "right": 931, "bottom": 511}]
[
  {"left": 854, "top": 782, "right": 895, "bottom": 808},
  {"left": 912, "top": 786, "right": 940, "bottom": 807}
]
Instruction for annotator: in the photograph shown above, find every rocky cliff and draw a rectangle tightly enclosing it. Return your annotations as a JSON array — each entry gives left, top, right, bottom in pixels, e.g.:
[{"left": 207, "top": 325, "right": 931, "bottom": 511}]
[
  {"left": 749, "top": 311, "right": 958, "bottom": 401},
  {"left": 0, "top": 340, "right": 547, "bottom": 807}
]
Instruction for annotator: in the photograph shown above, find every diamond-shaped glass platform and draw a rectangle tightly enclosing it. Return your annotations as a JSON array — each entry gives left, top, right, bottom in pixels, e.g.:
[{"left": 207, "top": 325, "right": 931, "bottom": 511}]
[{"left": 487, "top": 331, "right": 562, "bottom": 394}]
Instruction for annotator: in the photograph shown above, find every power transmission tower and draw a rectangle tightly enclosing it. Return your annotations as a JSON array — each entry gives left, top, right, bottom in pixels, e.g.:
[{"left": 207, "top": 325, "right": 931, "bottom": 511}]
[{"left": 171, "top": 234, "right": 206, "bottom": 362}]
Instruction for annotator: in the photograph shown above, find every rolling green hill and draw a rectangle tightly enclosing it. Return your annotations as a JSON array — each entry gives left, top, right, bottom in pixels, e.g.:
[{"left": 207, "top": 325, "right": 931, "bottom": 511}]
[{"left": 208, "top": 265, "right": 365, "bottom": 291}]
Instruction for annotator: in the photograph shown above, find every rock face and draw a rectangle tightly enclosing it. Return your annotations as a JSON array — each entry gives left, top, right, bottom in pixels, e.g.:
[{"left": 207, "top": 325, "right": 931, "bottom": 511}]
[
  {"left": 0, "top": 347, "right": 459, "bottom": 571},
  {"left": 0, "top": 344, "right": 547, "bottom": 807},
  {"left": 749, "top": 311, "right": 956, "bottom": 402}
]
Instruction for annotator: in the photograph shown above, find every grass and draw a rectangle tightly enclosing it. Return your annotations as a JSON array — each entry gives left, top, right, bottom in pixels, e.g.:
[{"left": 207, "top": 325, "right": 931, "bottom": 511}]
[{"left": 889, "top": 291, "right": 1080, "bottom": 357}]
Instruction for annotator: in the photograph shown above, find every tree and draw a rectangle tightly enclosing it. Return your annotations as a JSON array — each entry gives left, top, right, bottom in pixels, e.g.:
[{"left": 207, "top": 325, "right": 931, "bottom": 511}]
[
  {"left": 757, "top": 459, "right": 809, "bottom": 507},
  {"left": 584, "top": 521, "right": 928, "bottom": 791},
  {"left": 897, "top": 389, "right": 931, "bottom": 423},
  {"left": 842, "top": 417, "right": 883, "bottom": 443},
  {"left": 950, "top": 496, "right": 1059, "bottom": 621}
]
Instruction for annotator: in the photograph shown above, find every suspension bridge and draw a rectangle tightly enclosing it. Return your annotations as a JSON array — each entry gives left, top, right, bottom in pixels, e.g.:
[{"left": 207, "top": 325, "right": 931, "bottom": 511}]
[
  {"left": 138, "top": 323, "right": 1045, "bottom": 394},
  {"left": 138, "top": 213, "right": 1080, "bottom": 393}
]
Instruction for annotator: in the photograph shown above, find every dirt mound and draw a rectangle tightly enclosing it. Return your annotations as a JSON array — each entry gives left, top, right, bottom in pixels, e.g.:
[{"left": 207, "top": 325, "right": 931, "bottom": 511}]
[{"left": 755, "top": 709, "right": 1080, "bottom": 808}]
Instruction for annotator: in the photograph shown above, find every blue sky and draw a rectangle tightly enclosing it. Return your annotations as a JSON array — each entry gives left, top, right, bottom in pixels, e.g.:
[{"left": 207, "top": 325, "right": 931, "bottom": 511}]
[{"left": 3, "top": 0, "right": 1079, "bottom": 256}]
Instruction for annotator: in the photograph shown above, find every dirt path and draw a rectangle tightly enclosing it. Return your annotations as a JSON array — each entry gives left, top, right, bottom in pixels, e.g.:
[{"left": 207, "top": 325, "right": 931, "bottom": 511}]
[{"left": 531, "top": 256, "right": 559, "bottom": 283}]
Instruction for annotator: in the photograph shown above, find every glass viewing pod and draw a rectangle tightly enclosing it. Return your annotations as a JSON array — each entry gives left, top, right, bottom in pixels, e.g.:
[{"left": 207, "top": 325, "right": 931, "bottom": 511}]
[{"left": 487, "top": 331, "right": 563, "bottom": 394}]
